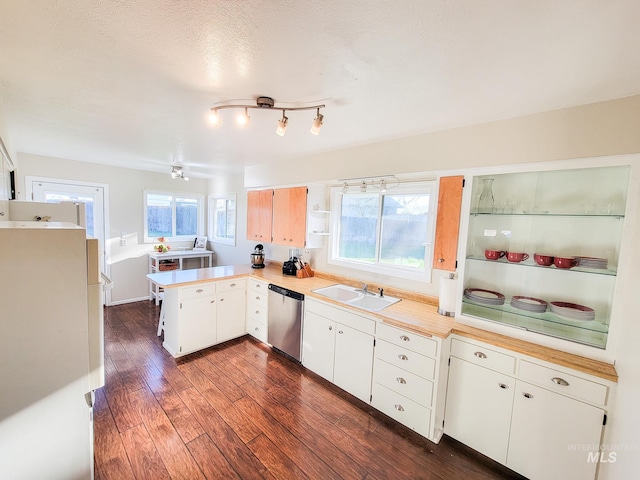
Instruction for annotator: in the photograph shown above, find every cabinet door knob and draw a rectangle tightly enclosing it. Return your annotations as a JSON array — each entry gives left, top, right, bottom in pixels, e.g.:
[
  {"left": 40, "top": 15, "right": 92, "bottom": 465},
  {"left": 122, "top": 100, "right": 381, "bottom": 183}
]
[
  {"left": 220, "top": 298, "right": 224, "bottom": 301},
  {"left": 498, "top": 383, "right": 509, "bottom": 389},
  {"left": 400, "top": 335, "right": 410, "bottom": 342},
  {"left": 256, "top": 296, "right": 260, "bottom": 300},
  {"left": 522, "top": 392, "right": 534, "bottom": 399},
  {"left": 255, "top": 327, "right": 259, "bottom": 332},
  {"left": 394, "top": 404, "right": 405, "bottom": 412},
  {"left": 551, "top": 377, "right": 570, "bottom": 387},
  {"left": 474, "top": 351, "right": 487, "bottom": 359},
  {"left": 397, "top": 377, "right": 406, "bottom": 384},
  {"left": 338, "top": 330, "right": 343, "bottom": 334},
  {"left": 398, "top": 354, "right": 408, "bottom": 361},
  {"left": 230, "top": 283, "right": 236, "bottom": 287},
  {"left": 438, "top": 258, "right": 445, "bottom": 263},
  {"left": 255, "top": 310, "right": 260, "bottom": 315},
  {"left": 210, "top": 300, "right": 215, "bottom": 303},
  {"left": 196, "top": 289, "right": 203, "bottom": 293},
  {"left": 328, "top": 326, "right": 333, "bottom": 331}
]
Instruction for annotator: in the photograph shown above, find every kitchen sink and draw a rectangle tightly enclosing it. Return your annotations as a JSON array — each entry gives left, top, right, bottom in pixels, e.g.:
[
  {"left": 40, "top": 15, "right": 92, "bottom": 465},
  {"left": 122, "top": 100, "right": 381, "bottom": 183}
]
[{"left": 312, "top": 284, "right": 401, "bottom": 312}]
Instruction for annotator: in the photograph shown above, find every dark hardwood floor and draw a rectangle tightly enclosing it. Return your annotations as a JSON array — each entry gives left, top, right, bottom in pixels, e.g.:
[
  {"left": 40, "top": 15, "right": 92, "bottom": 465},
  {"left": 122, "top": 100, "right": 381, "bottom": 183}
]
[{"left": 95, "top": 300, "right": 525, "bottom": 480}]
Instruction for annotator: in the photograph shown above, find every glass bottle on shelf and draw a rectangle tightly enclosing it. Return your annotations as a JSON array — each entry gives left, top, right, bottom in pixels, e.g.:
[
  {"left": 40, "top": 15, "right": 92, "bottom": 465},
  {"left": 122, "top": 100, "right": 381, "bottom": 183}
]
[{"left": 477, "top": 178, "right": 495, "bottom": 213}]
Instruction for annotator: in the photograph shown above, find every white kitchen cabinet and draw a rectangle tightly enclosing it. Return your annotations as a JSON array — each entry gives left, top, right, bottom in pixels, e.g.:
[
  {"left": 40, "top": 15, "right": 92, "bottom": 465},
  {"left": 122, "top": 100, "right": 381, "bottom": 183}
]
[
  {"left": 216, "top": 278, "right": 246, "bottom": 343},
  {"left": 444, "top": 336, "right": 609, "bottom": 480},
  {"left": 445, "top": 357, "right": 515, "bottom": 464},
  {"left": 246, "top": 279, "right": 269, "bottom": 343},
  {"left": 173, "top": 285, "right": 217, "bottom": 356},
  {"left": 372, "top": 323, "right": 447, "bottom": 442},
  {"left": 459, "top": 164, "right": 630, "bottom": 350},
  {"left": 507, "top": 380, "right": 604, "bottom": 480},
  {"left": 302, "top": 298, "right": 375, "bottom": 403},
  {"left": 162, "top": 278, "right": 247, "bottom": 357}
]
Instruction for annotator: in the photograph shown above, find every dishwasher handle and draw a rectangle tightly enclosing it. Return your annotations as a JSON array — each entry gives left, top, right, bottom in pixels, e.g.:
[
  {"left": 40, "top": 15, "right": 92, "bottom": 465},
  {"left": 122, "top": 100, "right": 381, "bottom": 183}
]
[{"left": 268, "top": 284, "right": 305, "bottom": 302}]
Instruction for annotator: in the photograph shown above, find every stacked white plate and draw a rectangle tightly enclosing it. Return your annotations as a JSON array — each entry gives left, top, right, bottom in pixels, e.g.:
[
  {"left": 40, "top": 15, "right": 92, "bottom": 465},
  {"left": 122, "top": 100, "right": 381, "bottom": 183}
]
[
  {"left": 549, "top": 301, "right": 596, "bottom": 321},
  {"left": 574, "top": 256, "right": 608, "bottom": 269},
  {"left": 464, "top": 288, "right": 505, "bottom": 306},
  {"left": 510, "top": 296, "right": 547, "bottom": 313}
]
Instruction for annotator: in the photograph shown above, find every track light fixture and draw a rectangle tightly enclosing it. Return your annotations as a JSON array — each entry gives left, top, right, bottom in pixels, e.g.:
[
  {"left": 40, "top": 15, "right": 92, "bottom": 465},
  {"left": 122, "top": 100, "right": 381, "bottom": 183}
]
[
  {"left": 209, "top": 96, "right": 325, "bottom": 136},
  {"left": 170, "top": 165, "right": 189, "bottom": 181},
  {"left": 339, "top": 175, "right": 400, "bottom": 193}
]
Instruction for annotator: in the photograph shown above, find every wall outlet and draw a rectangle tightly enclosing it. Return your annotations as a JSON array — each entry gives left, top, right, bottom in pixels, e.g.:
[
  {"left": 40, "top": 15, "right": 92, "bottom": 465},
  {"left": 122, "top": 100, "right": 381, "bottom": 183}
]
[
  {"left": 120, "top": 233, "right": 127, "bottom": 247},
  {"left": 301, "top": 249, "right": 312, "bottom": 263}
]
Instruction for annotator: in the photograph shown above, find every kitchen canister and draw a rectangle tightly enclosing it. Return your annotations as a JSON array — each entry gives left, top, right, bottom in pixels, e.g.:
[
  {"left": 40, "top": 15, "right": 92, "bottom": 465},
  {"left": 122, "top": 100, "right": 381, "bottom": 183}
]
[{"left": 438, "top": 273, "right": 457, "bottom": 316}]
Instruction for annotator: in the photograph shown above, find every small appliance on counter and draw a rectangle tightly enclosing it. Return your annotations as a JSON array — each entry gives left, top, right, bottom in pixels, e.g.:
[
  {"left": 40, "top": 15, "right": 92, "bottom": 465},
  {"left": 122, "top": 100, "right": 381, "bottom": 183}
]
[
  {"left": 250, "top": 244, "right": 265, "bottom": 269},
  {"left": 282, "top": 256, "right": 299, "bottom": 276}
]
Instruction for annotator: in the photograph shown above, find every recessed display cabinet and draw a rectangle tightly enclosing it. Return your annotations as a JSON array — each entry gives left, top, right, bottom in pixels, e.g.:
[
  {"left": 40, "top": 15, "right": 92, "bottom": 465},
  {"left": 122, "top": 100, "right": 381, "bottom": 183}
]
[{"left": 461, "top": 165, "right": 630, "bottom": 349}]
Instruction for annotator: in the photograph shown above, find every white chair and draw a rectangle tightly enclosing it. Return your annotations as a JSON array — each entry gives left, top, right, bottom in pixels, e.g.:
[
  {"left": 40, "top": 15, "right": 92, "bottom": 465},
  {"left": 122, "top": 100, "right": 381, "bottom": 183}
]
[{"left": 157, "top": 291, "right": 165, "bottom": 336}]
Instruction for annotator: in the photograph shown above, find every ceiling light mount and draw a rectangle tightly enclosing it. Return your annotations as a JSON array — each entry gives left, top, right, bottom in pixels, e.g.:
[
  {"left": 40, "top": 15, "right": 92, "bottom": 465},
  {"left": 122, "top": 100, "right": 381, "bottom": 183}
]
[
  {"left": 339, "top": 175, "right": 400, "bottom": 193},
  {"left": 170, "top": 165, "right": 189, "bottom": 181},
  {"left": 209, "top": 96, "right": 325, "bottom": 136}
]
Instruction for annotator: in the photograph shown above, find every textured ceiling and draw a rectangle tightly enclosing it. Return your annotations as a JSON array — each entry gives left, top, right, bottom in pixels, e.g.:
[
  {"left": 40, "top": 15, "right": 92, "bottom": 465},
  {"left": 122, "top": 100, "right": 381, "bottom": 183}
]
[{"left": 1, "top": 1, "right": 640, "bottom": 178}]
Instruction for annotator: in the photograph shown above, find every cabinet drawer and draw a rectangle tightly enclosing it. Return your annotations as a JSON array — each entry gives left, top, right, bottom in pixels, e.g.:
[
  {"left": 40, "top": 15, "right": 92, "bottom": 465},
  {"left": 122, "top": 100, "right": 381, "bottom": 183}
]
[
  {"left": 376, "top": 323, "right": 437, "bottom": 358},
  {"left": 451, "top": 338, "right": 515, "bottom": 375},
  {"left": 518, "top": 360, "right": 608, "bottom": 406},
  {"left": 376, "top": 339, "right": 436, "bottom": 380},
  {"left": 306, "top": 299, "right": 376, "bottom": 335},
  {"left": 248, "top": 279, "right": 268, "bottom": 295},
  {"left": 371, "top": 382, "right": 431, "bottom": 438},
  {"left": 179, "top": 283, "right": 216, "bottom": 300},
  {"left": 247, "top": 290, "right": 268, "bottom": 309},
  {"left": 374, "top": 359, "right": 433, "bottom": 407},
  {"left": 216, "top": 277, "right": 246, "bottom": 293},
  {"left": 247, "top": 317, "right": 268, "bottom": 343},
  {"left": 247, "top": 302, "right": 268, "bottom": 325}
]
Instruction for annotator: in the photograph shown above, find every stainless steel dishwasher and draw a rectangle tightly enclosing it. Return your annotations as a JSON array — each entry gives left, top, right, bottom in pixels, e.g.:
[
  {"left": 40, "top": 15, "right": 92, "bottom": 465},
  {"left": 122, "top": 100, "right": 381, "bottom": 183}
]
[{"left": 267, "top": 284, "right": 304, "bottom": 361}]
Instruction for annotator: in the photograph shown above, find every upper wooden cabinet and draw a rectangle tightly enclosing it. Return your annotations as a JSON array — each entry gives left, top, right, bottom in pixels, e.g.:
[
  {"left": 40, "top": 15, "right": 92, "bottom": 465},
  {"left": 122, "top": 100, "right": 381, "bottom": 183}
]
[
  {"left": 246, "top": 189, "right": 273, "bottom": 242},
  {"left": 433, "top": 175, "right": 464, "bottom": 271},
  {"left": 272, "top": 186, "right": 308, "bottom": 247}
]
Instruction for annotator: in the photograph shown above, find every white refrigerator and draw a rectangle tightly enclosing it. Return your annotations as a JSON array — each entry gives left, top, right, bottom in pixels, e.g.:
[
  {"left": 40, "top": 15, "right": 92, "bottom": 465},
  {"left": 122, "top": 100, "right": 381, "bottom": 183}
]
[{"left": 0, "top": 221, "right": 101, "bottom": 479}]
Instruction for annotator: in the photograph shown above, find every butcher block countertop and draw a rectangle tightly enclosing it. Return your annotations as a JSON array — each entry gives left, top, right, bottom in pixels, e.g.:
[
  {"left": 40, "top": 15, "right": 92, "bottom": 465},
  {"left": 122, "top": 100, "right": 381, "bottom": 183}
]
[{"left": 147, "top": 263, "right": 618, "bottom": 383}]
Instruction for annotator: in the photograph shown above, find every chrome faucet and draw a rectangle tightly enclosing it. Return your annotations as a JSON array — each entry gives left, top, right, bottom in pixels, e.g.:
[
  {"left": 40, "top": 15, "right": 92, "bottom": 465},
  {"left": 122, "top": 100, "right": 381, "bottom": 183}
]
[{"left": 358, "top": 282, "right": 368, "bottom": 294}]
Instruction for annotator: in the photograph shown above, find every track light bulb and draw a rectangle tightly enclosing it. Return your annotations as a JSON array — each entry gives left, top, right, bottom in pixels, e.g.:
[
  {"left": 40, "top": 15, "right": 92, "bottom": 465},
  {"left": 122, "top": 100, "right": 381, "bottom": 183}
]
[
  {"left": 310, "top": 109, "right": 323, "bottom": 135},
  {"left": 360, "top": 181, "right": 367, "bottom": 193},
  {"left": 276, "top": 113, "right": 288, "bottom": 136},
  {"left": 208, "top": 109, "right": 220, "bottom": 126},
  {"left": 237, "top": 108, "right": 250, "bottom": 127},
  {"left": 342, "top": 182, "right": 349, "bottom": 194},
  {"left": 380, "top": 179, "right": 387, "bottom": 192}
]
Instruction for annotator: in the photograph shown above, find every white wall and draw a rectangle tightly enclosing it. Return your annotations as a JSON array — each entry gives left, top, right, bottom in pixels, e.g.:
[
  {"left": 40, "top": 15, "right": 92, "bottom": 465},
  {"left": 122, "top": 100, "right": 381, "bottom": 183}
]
[{"left": 16, "top": 153, "right": 210, "bottom": 304}]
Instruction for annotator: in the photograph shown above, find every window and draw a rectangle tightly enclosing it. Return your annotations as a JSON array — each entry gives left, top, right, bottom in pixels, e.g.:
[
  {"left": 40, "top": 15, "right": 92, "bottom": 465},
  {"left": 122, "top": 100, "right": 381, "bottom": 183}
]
[
  {"left": 144, "top": 190, "right": 204, "bottom": 242},
  {"left": 208, "top": 194, "right": 236, "bottom": 245},
  {"left": 329, "top": 182, "right": 435, "bottom": 281}
]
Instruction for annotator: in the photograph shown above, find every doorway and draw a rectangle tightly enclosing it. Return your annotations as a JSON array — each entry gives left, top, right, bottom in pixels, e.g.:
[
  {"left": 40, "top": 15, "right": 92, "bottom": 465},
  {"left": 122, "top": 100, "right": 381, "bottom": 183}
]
[{"left": 27, "top": 176, "right": 111, "bottom": 303}]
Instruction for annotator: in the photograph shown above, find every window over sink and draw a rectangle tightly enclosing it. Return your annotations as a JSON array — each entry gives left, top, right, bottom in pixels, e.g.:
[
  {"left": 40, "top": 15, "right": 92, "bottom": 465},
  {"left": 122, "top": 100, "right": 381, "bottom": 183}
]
[{"left": 328, "top": 181, "right": 436, "bottom": 282}]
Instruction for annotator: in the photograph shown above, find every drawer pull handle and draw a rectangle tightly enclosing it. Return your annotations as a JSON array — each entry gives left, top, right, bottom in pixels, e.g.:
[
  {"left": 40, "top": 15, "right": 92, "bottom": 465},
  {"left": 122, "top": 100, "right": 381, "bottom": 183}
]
[
  {"left": 398, "top": 354, "right": 408, "bottom": 361},
  {"left": 196, "top": 289, "right": 203, "bottom": 293},
  {"left": 551, "top": 377, "right": 570, "bottom": 387},
  {"left": 394, "top": 404, "right": 405, "bottom": 412},
  {"left": 474, "top": 351, "right": 487, "bottom": 359},
  {"left": 498, "top": 383, "right": 509, "bottom": 389},
  {"left": 400, "top": 335, "right": 410, "bottom": 342},
  {"left": 397, "top": 377, "right": 406, "bottom": 384},
  {"left": 523, "top": 392, "right": 534, "bottom": 399}
]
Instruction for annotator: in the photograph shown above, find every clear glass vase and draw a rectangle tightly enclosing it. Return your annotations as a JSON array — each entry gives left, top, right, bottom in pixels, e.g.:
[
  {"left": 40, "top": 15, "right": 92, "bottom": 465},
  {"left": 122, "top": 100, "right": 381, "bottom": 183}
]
[{"left": 478, "top": 178, "right": 495, "bottom": 213}]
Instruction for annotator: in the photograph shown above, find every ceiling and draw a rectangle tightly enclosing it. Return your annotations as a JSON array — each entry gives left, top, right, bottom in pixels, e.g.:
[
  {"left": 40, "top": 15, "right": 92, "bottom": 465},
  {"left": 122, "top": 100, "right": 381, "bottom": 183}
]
[{"left": 1, "top": 1, "right": 640, "bottom": 179}]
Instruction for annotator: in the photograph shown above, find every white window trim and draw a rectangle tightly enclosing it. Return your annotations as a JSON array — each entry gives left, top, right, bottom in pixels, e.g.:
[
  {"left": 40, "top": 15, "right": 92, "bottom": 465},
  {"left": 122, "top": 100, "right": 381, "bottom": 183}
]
[
  {"left": 328, "top": 181, "right": 436, "bottom": 283},
  {"left": 208, "top": 193, "right": 237, "bottom": 246},
  {"left": 143, "top": 189, "right": 205, "bottom": 243}
]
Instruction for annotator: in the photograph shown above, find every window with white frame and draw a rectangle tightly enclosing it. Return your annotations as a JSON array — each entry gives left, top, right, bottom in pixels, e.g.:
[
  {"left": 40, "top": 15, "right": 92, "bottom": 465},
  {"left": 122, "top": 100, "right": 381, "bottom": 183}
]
[
  {"left": 329, "top": 181, "right": 435, "bottom": 281},
  {"left": 208, "top": 194, "right": 236, "bottom": 245},
  {"left": 144, "top": 190, "right": 204, "bottom": 242}
]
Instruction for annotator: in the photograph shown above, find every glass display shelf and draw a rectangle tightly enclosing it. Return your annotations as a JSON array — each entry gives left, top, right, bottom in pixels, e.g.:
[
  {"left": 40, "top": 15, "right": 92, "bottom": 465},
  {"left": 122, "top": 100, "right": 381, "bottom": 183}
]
[
  {"left": 465, "top": 256, "right": 618, "bottom": 276},
  {"left": 470, "top": 212, "right": 625, "bottom": 218},
  {"left": 461, "top": 300, "right": 608, "bottom": 349}
]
